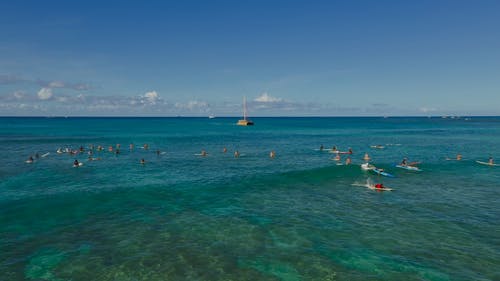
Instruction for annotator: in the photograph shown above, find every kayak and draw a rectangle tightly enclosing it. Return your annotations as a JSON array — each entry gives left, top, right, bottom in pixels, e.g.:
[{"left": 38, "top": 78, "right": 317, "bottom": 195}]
[{"left": 395, "top": 165, "right": 423, "bottom": 172}]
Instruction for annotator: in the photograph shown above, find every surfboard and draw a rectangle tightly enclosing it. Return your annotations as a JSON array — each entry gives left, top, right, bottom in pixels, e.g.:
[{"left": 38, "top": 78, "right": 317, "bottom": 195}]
[
  {"left": 371, "top": 168, "right": 395, "bottom": 178},
  {"left": 361, "top": 163, "right": 375, "bottom": 170},
  {"left": 476, "top": 160, "right": 499, "bottom": 167},
  {"left": 73, "top": 163, "right": 83, "bottom": 167},
  {"left": 351, "top": 183, "right": 393, "bottom": 191},
  {"left": 25, "top": 160, "right": 34, "bottom": 164},
  {"left": 395, "top": 165, "right": 422, "bottom": 171},
  {"left": 41, "top": 152, "right": 50, "bottom": 158}
]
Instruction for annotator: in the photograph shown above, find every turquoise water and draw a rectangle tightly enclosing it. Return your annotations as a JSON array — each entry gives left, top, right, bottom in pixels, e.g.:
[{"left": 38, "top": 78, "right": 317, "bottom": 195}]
[{"left": 1, "top": 117, "right": 499, "bottom": 281}]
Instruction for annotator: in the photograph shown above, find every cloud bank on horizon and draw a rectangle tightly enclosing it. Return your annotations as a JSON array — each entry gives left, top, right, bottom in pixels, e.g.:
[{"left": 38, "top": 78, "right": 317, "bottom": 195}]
[{"left": 1, "top": 1, "right": 499, "bottom": 116}]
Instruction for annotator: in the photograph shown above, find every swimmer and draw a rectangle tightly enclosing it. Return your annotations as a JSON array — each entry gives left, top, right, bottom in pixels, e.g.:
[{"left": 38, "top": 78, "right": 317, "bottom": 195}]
[
  {"left": 345, "top": 157, "right": 352, "bottom": 165},
  {"left": 363, "top": 153, "right": 371, "bottom": 162}
]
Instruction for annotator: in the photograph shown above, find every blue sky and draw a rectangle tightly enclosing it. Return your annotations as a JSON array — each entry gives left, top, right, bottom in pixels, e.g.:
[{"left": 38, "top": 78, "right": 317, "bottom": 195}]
[{"left": 1, "top": 0, "right": 499, "bottom": 116}]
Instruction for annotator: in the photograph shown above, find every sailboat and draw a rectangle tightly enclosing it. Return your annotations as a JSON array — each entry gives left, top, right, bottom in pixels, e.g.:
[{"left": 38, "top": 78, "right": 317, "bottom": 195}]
[{"left": 237, "top": 96, "right": 254, "bottom": 126}]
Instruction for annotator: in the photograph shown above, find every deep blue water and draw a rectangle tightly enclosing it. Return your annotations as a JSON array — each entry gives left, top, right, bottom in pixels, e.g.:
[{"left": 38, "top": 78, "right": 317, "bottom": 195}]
[{"left": 0, "top": 117, "right": 499, "bottom": 280}]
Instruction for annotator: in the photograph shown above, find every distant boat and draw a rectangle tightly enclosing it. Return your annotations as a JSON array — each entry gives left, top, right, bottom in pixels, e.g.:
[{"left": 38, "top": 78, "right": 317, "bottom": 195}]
[
  {"left": 208, "top": 114, "right": 216, "bottom": 119},
  {"left": 237, "top": 96, "right": 254, "bottom": 126}
]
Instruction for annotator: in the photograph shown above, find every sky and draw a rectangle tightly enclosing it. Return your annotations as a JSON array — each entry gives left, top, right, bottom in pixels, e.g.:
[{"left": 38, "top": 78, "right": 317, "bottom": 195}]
[{"left": 1, "top": 0, "right": 499, "bottom": 116}]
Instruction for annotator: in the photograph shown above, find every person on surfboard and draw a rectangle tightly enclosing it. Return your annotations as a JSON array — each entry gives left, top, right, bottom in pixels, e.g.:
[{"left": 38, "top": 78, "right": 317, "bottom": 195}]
[{"left": 489, "top": 156, "right": 494, "bottom": 165}]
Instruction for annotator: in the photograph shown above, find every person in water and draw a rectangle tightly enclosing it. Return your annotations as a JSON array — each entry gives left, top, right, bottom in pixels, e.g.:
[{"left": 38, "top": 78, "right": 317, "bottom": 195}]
[
  {"left": 27, "top": 156, "right": 34, "bottom": 162},
  {"left": 319, "top": 145, "right": 324, "bottom": 151},
  {"left": 201, "top": 150, "right": 207, "bottom": 156},
  {"left": 74, "top": 159, "right": 79, "bottom": 166},
  {"left": 234, "top": 150, "right": 240, "bottom": 158},
  {"left": 334, "top": 154, "right": 341, "bottom": 161},
  {"left": 363, "top": 153, "right": 370, "bottom": 162},
  {"left": 269, "top": 150, "right": 276, "bottom": 158},
  {"left": 456, "top": 154, "right": 462, "bottom": 160},
  {"left": 489, "top": 156, "right": 494, "bottom": 165},
  {"left": 401, "top": 158, "right": 408, "bottom": 166},
  {"left": 140, "top": 158, "right": 145, "bottom": 165},
  {"left": 348, "top": 148, "right": 353, "bottom": 154},
  {"left": 223, "top": 147, "right": 227, "bottom": 153},
  {"left": 345, "top": 157, "right": 352, "bottom": 165},
  {"left": 375, "top": 183, "right": 384, "bottom": 189}
]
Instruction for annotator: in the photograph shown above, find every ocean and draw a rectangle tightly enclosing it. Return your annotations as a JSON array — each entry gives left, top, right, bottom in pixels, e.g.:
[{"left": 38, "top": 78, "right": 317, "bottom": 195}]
[{"left": 0, "top": 117, "right": 499, "bottom": 280}]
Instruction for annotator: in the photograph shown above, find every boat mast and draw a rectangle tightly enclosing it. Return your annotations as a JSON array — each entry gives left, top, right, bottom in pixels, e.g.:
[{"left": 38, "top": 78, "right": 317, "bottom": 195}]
[{"left": 243, "top": 96, "right": 247, "bottom": 120}]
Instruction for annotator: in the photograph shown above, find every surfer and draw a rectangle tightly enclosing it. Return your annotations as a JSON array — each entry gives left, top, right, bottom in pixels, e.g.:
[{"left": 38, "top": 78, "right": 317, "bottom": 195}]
[
  {"left": 140, "top": 158, "right": 145, "bottom": 165},
  {"left": 363, "top": 153, "right": 371, "bottom": 162},
  {"left": 201, "top": 150, "right": 207, "bottom": 157},
  {"left": 319, "top": 144, "right": 324, "bottom": 151},
  {"left": 375, "top": 183, "right": 385, "bottom": 189},
  {"left": 269, "top": 150, "right": 275, "bottom": 158},
  {"left": 143, "top": 144, "right": 149, "bottom": 150},
  {"left": 334, "top": 154, "right": 341, "bottom": 161},
  {"left": 456, "top": 154, "right": 462, "bottom": 160},
  {"left": 489, "top": 156, "right": 494, "bottom": 165},
  {"left": 348, "top": 148, "right": 353, "bottom": 154},
  {"left": 129, "top": 143, "right": 134, "bottom": 150},
  {"left": 234, "top": 150, "right": 240, "bottom": 158},
  {"left": 27, "top": 156, "right": 34, "bottom": 163},
  {"left": 345, "top": 157, "right": 352, "bottom": 165},
  {"left": 223, "top": 147, "right": 227, "bottom": 153},
  {"left": 73, "top": 159, "right": 79, "bottom": 166},
  {"left": 156, "top": 149, "right": 161, "bottom": 156},
  {"left": 332, "top": 146, "right": 337, "bottom": 152},
  {"left": 400, "top": 158, "right": 408, "bottom": 166}
]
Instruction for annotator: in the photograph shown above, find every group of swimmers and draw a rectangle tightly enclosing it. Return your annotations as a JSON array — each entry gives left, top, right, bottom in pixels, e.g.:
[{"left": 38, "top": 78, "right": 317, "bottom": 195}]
[{"left": 27, "top": 143, "right": 279, "bottom": 166}]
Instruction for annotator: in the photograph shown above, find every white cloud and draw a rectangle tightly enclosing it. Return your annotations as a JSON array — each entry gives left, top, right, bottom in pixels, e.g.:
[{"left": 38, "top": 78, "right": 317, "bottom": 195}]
[
  {"left": 254, "top": 92, "right": 283, "bottom": 103},
  {"left": 174, "top": 100, "right": 209, "bottom": 111},
  {"left": 13, "top": 91, "right": 25, "bottom": 99},
  {"left": 37, "top": 88, "right": 53, "bottom": 100},
  {"left": 48, "top": 81, "right": 65, "bottom": 88},
  {"left": 419, "top": 107, "right": 437, "bottom": 113},
  {"left": 143, "top": 91, "right": 159, "bottom": 104}
]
